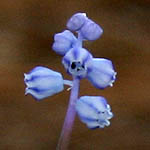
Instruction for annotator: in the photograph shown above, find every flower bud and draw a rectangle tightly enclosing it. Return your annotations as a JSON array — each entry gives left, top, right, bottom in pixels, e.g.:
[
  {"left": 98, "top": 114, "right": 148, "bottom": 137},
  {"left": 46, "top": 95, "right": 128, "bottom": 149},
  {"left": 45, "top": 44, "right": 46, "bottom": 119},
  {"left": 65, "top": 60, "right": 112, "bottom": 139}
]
[
  {"left": 80, "top": 19, "right": 103, "bottom": 41},
  {"left": 62, "top": 47, "right": 93, "bottom": 79},
  {"left": 87, "top": 58, "right": 117, "bottom": 89},
  {"left": 67, "top": 13, "right": 88, "bottom": 31},
  {"left": 52, "top": 30, "right": 77, "bottom": 55},
  {"left": 76, "top": 96, "right": 113, "bottom": 129},
  {"left": 24, "top": 66, "right": 64, "bottom": 100}
]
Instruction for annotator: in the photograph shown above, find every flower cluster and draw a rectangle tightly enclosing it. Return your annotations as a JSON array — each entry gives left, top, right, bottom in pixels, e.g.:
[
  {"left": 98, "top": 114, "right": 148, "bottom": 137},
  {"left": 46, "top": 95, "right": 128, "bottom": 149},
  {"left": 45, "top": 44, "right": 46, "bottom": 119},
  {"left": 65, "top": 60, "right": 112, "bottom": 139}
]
[{"left": 24, "top": 13, "right": 116, "bottom": 129}]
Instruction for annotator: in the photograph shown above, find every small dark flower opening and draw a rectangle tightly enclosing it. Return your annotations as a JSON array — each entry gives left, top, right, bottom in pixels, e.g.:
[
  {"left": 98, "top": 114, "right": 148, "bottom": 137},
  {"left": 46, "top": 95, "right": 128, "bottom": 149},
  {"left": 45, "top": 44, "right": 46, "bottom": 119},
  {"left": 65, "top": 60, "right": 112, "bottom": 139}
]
[
  {"left": 69, "top": 61, "right": 86, "bottom": 77},
  {"left": 70, "top": 61, "right": 85, "bottom": 71},
  {"left": 98, "top": 111, "right": 105, "bottom": 114},
  {"left": 71, "top": 62, "right": 76, "bottom": 69}
]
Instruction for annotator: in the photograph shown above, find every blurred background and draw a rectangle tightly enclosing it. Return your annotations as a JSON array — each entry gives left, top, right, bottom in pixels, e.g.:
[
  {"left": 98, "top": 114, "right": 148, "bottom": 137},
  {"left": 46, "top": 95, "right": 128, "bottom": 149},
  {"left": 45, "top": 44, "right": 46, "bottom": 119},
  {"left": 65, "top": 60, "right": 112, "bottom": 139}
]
[{"left": 0, "top": 0, "right": 150, "bottom": 149}]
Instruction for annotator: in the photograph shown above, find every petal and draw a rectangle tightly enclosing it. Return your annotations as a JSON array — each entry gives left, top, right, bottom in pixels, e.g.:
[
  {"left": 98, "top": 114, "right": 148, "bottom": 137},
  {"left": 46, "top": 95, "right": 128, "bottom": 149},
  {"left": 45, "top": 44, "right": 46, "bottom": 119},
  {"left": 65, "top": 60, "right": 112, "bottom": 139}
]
[
  {"left": 62, "top": 47, "right": 93, "bottom": 78},
  {"left": 87, "top": 58, "right": 117, "bottom": 89},
  {"left": 52, "top": 30, "right": 77, "bottom": 55},
  {"left": 52, "top": 39, "right": 71, "bottom": 55},
  {"left": 67, "top": 13, "right": 88, "bottom": 31},
  {"left": 75, "top": 96, "right": 113, "bottom": 129},
  {"left": 54, "top": 30, "right": 76, "bottom": 42},
  {"left": 24, "top": 66, "right": 64, "bottom": 100},
  {"left": 27, "top": 66, "right": 59, "bottom": 77},
  {"left": 25, "top": 87, "right": 57, "bottom": 100},
  {"left": 80, "top": 19, "right": 103, "bottom": 41},
  {"left": 75, "top": 97, "right": 99, "bottom": 121},
  {"left": 87, "top": 121, "right": 102, "bottom": 129}
]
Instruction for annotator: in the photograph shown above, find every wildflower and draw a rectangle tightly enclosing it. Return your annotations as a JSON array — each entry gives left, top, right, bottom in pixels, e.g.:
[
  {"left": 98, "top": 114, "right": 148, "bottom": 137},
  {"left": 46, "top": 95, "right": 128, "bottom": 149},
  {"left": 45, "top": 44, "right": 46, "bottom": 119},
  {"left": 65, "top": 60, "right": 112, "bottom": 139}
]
[
  {"left": 67, "top": 13, "right": 103, "bottom": 41},
  {"left": 24, "top": 66, "right": 64, "bottom": 100},
  {"left": 52, "top": 30, "right": 77, "bottom": 55},
  {"left": 76, "top": 96, "right": 113, "bottom": 129},
  {"left": 87, "top": 58, "right": 117, "bottom": 89},
  {"left": 62, "top": 49, "right": 116, "bottom": 88},
  {"left": 62, "top": 47, "right": 93, "bottom": 79},
  {"left": 24, "top": 12, "right": 117, "bottom": 149}
]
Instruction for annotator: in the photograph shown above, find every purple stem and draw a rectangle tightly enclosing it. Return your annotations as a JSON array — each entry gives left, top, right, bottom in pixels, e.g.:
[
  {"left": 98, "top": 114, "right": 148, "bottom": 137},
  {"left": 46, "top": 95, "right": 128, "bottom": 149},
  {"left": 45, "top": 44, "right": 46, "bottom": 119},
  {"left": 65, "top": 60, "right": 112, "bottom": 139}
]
[{"left": 56, "top": 77, "right": 80, "bottom": 150}]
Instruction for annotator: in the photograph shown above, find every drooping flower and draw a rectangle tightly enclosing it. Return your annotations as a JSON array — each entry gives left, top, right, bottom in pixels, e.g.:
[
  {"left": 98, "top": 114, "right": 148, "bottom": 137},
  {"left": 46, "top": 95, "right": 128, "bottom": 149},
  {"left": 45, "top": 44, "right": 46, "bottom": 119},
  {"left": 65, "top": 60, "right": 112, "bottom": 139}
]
[
  {"left": 24, "top": 66, "right": 64, "bottom": 100},
  {"left": 87, "top": 58, "right": 117, "bottom": 89},
  {"left": 52, "top": 30, "right": 77, "bottom": 55},
  {"left": 62, "top": 47, "right": 93, "bottom": 79},
  {"left": 75, "top": 96, "right": 113, "bottom": 129}
]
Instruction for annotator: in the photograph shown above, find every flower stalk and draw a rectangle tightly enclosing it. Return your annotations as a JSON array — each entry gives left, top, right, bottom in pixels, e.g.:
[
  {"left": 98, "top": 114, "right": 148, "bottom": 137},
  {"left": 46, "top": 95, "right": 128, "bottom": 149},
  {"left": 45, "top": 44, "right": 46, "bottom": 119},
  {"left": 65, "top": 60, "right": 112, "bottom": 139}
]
[{"left": 57, "top": 77, "right": 80, "bottom": 150}]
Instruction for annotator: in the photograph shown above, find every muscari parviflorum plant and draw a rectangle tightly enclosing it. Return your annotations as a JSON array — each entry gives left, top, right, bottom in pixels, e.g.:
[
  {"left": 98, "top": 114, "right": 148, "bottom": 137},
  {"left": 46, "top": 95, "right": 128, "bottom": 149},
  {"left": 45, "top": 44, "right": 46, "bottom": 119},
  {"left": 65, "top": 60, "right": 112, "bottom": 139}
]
[{"left": 24, "top": 13, "right": 117, "bottom": 150}]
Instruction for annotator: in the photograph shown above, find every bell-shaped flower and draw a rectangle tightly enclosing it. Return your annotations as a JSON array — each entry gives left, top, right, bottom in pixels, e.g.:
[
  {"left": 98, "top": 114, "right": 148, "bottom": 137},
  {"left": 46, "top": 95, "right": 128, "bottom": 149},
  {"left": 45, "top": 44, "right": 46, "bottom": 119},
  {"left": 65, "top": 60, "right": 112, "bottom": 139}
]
[
  {"left": 80, "top": 19, "right": 103, "bottom": 41},
  {"left": 75, "top": 96, "right": 113, "bottom": 129},
  {"left": 87, "top": 58, "right": 117, "bottom": 89},
  {"left": 62, "top": 47, "right": 93, "bottom": 79},
  {"left": 24, "top": 66, "right": 64, "bottom": 100},
  {"left": 52, "top": 30, "right": 77, "bottom": 55},
  {"left": 67, "top": 13, "right": 88, "bottom": 31}
]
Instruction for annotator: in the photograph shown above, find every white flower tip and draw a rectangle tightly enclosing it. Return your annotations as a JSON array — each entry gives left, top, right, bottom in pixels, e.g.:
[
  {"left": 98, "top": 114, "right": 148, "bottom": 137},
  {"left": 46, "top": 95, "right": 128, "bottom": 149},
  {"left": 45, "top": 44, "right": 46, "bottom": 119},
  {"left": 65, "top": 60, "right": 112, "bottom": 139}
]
[
  {"left": 110, "top": 83, "right": 113, "bottom": 87},
  {"left": 109, "top": 71, "right": 117, "bottom": 87},
  {"left": 105, "top": 120, "right": 110, "bottom": 126},
  {"left": 82, "top": 13, "right": 87, "bottom": 17},
  {"left": 24, "top": 73, "right": 27, "bottom": 80},
  {"left": 25, "top": 88, "right": 28, "bottom": 95},
  {"left": 24, "top": 73, "right": 31, "bottom": 81},
  {"left": 109, "top": 112, "right": 114, "bottom": 119},
  {"left": 24, "top": 73, "right": 27, "bottom": 77},
  {"left": 113, "top": 72, "right": 117, "bottom": 79},
  {"left": 109, "top": 80, "right": 114, "bottom": 87},
  {"left": 106, "top": 104, "right": 111, "bottom": 110}
]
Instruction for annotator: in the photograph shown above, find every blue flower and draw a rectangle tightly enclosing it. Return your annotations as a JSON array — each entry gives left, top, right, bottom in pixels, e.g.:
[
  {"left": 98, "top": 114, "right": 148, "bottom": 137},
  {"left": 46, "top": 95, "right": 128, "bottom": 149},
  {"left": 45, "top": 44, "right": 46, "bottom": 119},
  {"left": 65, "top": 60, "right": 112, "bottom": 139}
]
[
  {"left": 80, "top": 19, "right": 103, "bottom": 41},
  {"left": 67, "top": 13, "right": 103, "bottom": 41},
  {"left": 62, "top": 48, "right": 116, "bottom": 88},
  {"left": 87, "top": 58, "right": 117, "bottom": 89},
  {"left": 62, "top": 47, "right": 93, "bottom": 79},
  {"left": 67, "top": 13, "right": 88, "bottom": 31},
  {"left": 24, "top": 66, "right": 64, "bottom": 100},
  {"left": 52, "top": 30, "right": 77, "bottom": 55},
  {"left": 24, "top": 12, "right": 117, "bottom": 138},
  {"left": 75, "top": 96, "right": 113, "bottom": 129}
]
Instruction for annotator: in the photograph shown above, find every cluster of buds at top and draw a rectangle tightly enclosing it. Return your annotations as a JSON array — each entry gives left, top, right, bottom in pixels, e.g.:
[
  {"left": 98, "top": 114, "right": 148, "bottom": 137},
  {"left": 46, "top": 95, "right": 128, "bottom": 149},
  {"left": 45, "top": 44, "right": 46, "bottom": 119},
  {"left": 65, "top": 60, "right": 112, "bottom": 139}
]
[{"left": 24, "top": 13, "right": 117, "bottom": 129}]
